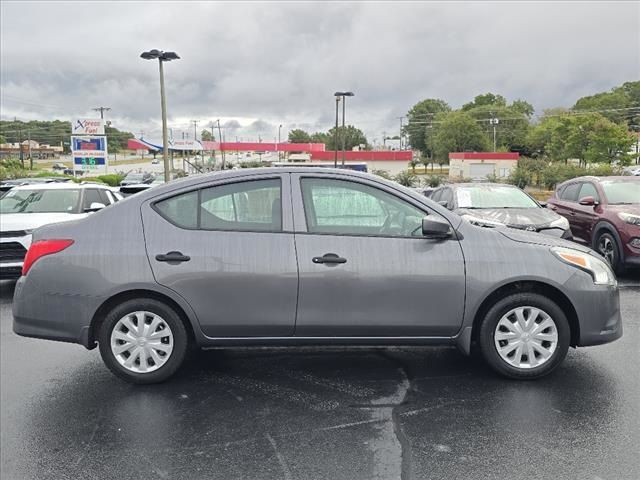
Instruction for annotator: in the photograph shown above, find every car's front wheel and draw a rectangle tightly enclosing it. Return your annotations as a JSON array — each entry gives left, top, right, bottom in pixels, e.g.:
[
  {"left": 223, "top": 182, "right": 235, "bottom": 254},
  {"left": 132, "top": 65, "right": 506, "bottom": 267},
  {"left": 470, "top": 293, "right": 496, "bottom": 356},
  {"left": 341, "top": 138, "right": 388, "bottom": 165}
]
[
  {"left": 98, "top": 299, "right": 189, "bottom": 384},
  {"left": 479, "top": 293, "right": 570, "bottom": 379},
  {"left": 596, "top": 231, "right": 622, "bottom": 273}
]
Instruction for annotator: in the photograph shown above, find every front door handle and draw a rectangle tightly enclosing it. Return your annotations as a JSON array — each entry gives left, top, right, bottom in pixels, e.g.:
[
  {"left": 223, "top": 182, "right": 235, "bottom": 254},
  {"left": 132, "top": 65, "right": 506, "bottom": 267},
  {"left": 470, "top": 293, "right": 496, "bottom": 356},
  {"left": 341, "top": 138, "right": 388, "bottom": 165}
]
[
  {"left": 156, "top": 251, "right": 191, "bottom": 263},
  {"left": 312, "top": 253, "right": 347, "bottom": 265}
]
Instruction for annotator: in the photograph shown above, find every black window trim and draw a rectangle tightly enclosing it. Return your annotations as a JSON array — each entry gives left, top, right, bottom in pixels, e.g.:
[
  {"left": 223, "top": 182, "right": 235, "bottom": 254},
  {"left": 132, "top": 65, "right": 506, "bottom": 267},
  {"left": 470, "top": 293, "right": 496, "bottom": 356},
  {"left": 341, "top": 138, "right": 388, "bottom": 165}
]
[{"left": 151, "top": 177, "right": 285, "bottom": 234}]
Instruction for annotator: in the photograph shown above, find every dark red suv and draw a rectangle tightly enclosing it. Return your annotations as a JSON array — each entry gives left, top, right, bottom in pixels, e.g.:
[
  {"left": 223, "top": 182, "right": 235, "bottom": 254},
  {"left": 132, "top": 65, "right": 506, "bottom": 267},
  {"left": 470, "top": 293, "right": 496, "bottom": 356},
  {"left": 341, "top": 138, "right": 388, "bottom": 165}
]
[{"left": 547, "top": 176, "right": 640, "bottom": 272}]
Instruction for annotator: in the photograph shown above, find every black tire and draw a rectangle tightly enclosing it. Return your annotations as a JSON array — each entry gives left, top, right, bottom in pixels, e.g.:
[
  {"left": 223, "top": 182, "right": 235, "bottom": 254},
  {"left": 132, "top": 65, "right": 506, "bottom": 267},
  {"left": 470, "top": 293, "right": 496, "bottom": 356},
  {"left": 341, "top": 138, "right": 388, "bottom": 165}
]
[
  {"left": 98, "top": 298, "right": 189, "bottom": 384},
  {"left": 479, "top": 293, "right": 570, "bottom": 380},
  {"left": 595, "top": 231, "right": 624, "bottom": 274}
]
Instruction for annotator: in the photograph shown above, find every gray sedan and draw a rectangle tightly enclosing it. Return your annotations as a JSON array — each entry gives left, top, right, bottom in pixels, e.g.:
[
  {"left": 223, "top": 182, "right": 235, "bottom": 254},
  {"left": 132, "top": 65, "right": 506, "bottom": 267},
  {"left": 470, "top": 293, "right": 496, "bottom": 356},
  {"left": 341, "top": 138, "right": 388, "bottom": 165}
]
[{"left": 12, "top": 168, "right": 622, "bottom": 383}]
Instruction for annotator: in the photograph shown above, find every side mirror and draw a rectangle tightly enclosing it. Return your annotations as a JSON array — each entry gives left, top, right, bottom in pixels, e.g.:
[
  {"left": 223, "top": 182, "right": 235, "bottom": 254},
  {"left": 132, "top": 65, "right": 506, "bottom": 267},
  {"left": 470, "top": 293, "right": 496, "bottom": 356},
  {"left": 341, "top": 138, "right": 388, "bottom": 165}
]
[
  {"left": 422, "top": 217, "right": 452, "bottom": 238},
  {"left": 539, "top": 201, "right": 547, "bottom": 208},
  {"left": 85, "top": 202, "right": 106, "bottom": 212},
  {"left": 578, "top": 196, "right": 598, "bottom": 206}
]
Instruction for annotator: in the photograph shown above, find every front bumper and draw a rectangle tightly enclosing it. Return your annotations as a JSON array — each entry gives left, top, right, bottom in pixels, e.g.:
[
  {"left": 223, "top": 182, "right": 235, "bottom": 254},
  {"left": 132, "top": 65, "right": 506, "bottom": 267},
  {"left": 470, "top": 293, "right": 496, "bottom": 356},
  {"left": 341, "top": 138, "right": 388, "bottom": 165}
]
[{"left": 564, "top": 271, "right": 623, "bottom": 347}]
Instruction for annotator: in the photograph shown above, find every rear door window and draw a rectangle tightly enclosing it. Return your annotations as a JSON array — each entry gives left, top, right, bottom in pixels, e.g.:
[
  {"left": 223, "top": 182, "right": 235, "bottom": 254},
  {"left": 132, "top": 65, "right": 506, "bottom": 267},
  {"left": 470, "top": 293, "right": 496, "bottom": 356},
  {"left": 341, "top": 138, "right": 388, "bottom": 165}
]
[{"left": 82, "top": 189, "right": 103, "bottom": 211}]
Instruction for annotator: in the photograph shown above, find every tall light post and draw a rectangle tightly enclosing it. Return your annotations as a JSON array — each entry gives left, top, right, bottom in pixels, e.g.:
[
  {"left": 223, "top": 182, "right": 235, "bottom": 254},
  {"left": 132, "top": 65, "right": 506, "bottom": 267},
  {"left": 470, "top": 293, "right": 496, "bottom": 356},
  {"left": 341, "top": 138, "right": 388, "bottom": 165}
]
[
  {"left": 333, "top": 95, "right": 341, "bottom": 167},
  {"left": 278, "top": 124, "right": 282, "bottom": 161},
  {"left": 140, "top": 49, "right": 180, "bottom": 182},
  {"left": 334, "top": 91, "right": 354, "bottom": 167}
]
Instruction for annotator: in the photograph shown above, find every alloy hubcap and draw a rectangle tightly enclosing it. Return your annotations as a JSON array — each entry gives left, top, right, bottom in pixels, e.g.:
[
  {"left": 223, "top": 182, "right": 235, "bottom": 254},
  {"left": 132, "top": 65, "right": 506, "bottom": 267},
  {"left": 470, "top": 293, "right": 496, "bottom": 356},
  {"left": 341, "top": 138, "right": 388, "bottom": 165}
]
[
  {"left": 494, "top": 306, "right": 558, "bottom": 369},
  {"left": 598, "top": 237, "right": 615, "bottom": 265},
  {"left": 110, "top": 311, "right": 173, "bottom": 373}
]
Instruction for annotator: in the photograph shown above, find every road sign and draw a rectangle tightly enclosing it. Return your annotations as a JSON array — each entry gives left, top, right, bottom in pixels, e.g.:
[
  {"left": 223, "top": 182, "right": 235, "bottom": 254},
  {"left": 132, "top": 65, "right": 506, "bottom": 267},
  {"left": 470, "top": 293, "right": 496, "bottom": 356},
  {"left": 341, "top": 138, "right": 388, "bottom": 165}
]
[
  {"left": 71, "top": 118, "right": 105, "bottom": 135},
  {"left": 72, "top": 136, "right": 108, "bottom": 171}
]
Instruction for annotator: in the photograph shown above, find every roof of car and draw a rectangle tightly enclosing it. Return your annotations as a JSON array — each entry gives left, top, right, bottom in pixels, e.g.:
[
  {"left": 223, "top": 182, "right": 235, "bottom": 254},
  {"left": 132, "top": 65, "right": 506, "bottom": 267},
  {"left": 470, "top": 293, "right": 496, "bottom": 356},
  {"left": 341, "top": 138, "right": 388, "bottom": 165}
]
[
  {"left": 9, "top": 181, "right": 114, "bottom": 191},
  {"left": 560, "top": 175, "right": 638, "bottom": 184},
  {"left": 437, "top": 182, "right": 519, "bottom": 189}
]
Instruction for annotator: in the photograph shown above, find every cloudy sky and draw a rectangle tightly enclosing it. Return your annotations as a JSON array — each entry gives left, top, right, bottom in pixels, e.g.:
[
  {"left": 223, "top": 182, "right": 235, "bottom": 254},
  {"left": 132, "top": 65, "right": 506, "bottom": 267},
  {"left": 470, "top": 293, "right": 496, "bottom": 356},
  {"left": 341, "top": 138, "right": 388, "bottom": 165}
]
[{"left": 1, "top": 1, "right": 638, "bottom": 144}]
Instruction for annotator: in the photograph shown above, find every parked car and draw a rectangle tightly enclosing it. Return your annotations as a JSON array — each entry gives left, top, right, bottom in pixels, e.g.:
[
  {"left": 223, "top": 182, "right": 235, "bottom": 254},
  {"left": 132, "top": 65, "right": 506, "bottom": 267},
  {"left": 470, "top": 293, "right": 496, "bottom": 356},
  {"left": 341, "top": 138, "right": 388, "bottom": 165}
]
[
  {"left": 0, "top": 177, "right": 72, "bottom": 194},
  {"left": 13, "top": 168, "right": 621, "bottom": 384},
  {"left": 0, "top": 183, "right": 121, "bottom": 279},
  {"left": 51, "top": 163, "right": 68, "bottom": 171},
  {"left": 119, "top": 177, "right": 165, "bottom": 197},
  {"left": 547, "top": 176, "right": 640, "bottom": 272},
  {"left": 151, "top": 158, "right": 160, "bottom": 165},
  {"left": 426, "top": 183, "right": 572, "bottom": 238},
  {"left": 622, "top": 165, "right": 640, "bottom": 176},
  {"left": 120, "top": 171, "right": 154, "bottom": 186},
  {"left": 63, "top": 168, "right": 85, "bottom": 176}
]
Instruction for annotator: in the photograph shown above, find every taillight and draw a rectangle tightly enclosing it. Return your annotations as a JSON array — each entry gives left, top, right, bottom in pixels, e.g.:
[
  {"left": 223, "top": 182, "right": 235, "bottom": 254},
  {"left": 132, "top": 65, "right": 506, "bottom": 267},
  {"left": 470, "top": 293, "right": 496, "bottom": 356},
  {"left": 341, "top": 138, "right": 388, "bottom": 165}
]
[{"left": 22, "top": 239, "right": 74, "bottom": 276}]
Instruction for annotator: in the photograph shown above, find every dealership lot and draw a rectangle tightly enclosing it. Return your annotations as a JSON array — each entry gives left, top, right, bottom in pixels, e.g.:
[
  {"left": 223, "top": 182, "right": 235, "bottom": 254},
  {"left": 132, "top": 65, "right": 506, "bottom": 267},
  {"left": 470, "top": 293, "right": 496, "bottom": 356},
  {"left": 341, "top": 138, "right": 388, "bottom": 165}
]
[{"left": 1, "top": 274, "right": 638, "bottom": 480}]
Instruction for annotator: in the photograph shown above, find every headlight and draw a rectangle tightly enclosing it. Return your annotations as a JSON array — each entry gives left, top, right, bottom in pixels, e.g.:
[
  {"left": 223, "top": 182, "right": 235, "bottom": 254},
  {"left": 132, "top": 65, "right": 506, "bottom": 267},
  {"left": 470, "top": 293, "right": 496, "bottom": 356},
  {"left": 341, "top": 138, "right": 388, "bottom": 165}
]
[
  {"left": 549, "top": 216, "right": 569, "bottom": 230},
  {"left": 461, "top": 214, "right": 504, "bottom": 228},
  {"left": 618, "top": 212, "right": 640, "bottom": 226},
  {"left": 551, "top": 247, "right": 616, "bottom": 286}
]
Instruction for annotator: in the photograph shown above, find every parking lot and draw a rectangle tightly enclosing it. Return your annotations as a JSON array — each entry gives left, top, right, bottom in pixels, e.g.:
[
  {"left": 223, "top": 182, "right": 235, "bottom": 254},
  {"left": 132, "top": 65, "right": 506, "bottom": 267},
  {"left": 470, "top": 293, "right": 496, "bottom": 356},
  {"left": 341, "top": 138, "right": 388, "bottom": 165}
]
[{"left": 1, "top": 274, "right": 638, "bottom": 480}]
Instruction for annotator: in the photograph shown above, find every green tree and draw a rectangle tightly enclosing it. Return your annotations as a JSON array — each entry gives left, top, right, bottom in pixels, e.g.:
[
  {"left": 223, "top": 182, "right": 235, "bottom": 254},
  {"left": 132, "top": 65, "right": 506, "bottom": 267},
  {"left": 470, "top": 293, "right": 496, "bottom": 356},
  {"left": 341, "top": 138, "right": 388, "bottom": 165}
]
[
  {"left": 510, "top": 99, "right": 535, "bottom": 117},
  {"left": 0, "top": 134, "right": 6, "bottom": 144},
  {"left": 201, "top": 129, "right": 214, "bottom": 141},
  {"left": 405, "top": 98, "right": 450, "bottom": 156},
  {"left": 429, "top": 111, "right": 491, "bottom": 162},
  {"left": 325, "top": 125, "right": 368, "bottom": 151},
  {"left": 573, "top": 81, "right": 640, "bottom": 126},
  {"left": 527, "top": 113, "right": 634, "bottom": 165},
  {"left": 462, "top": 93, "right": 507, "bottom": 111},
  {"left": 288, "top": 129, "right": 312, "bottom": 143},
  {"left": 310, "top": 132, "right": 330, "bottom": 145}
]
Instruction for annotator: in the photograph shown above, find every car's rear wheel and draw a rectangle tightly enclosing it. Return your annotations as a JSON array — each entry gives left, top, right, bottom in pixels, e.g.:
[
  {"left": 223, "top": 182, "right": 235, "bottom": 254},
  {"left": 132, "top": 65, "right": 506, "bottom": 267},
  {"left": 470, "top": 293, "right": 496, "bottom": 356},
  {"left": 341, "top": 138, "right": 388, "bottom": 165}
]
[
  {"left": 596, "top": 231, "right": 623, "bottom": 273},
  {"left": 98, "top": 299, "right": 189, "bottom": 384},
  {"left": 479, "top": 293, "right": 570, "bottom": 379}
]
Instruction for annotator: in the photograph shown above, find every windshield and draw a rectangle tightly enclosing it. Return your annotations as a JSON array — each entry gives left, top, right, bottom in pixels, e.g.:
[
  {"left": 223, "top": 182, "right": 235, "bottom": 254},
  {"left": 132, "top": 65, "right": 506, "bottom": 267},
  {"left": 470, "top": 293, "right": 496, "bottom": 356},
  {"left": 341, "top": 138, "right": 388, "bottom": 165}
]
[
  {"left": 455, "top": 186, "right": 539, "bottom": 209},
  {"left": 0, "top": 188, "right": 81, "bottom": 213},
  {"left": 601, "top": 181, "right": 640, "bottom": 205}
]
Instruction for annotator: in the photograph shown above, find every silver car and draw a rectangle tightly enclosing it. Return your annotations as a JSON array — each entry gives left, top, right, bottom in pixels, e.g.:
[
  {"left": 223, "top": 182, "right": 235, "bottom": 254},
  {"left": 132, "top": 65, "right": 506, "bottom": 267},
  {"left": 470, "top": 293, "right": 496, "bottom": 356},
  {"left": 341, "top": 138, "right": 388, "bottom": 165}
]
[{"left": 12, "top": 168, "right": 622, "bottom": 384}]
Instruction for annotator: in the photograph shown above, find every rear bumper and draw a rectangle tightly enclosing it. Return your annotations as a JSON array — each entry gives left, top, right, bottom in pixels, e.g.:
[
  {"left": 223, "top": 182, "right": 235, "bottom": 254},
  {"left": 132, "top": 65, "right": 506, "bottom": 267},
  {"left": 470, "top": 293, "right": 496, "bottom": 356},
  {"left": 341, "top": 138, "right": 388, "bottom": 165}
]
[{"left": 12, "top": 276, "right": 96, "bottom": 348}]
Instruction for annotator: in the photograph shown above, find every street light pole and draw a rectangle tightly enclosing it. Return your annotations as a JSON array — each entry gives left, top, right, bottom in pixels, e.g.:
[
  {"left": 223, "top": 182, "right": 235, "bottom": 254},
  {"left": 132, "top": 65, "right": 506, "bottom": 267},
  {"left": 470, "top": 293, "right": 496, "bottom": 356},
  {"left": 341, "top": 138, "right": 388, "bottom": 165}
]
[
  {"left": 141, "top": 49, "right": 180, "bottom": 182},
  {"left": 334, "top": 96, "right": 340, "bottom": 168},
  {"left": 334, "top": 92, "right": 354, "bottom": 167},
  {"left": 278, "top": 124, "right": 282, "bottom": 161},
  {"left": 158, "top": 59, "right": 170, "bottom": 181}
]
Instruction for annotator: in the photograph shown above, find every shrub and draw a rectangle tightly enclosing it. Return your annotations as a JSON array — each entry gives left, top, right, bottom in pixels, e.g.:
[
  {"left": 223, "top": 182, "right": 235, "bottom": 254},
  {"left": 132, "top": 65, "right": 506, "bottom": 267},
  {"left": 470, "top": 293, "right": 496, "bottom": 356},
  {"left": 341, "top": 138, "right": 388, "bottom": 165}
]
[
  {"left": 508, "top": 166, "right": 532, "bottom": 189},
  {"left": 485, "top": 173, "right": 499, "bottom": 183},
  {"left": 394, "top": 170, "right": 418, "bottom": 187},
  {"left": 425, "top": 175, "right": 442, "bottom": 187},
  {"left": 371, "top": 169, "right": 392, "bottom": 180}
]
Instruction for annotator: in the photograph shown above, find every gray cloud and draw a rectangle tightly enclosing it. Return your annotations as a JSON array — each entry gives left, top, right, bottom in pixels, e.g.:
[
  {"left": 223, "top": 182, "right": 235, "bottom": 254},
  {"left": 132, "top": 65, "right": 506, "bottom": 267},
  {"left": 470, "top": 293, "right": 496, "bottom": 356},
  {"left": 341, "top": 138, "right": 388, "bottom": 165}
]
[{"left": 1, "top": 1, "right": 638, "bottom": 142}]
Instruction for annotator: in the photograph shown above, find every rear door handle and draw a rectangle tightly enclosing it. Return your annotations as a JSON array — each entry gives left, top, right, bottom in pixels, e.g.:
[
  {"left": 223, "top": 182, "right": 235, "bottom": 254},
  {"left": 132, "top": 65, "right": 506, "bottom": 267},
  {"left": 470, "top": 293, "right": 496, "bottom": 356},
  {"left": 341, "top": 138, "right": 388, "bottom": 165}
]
[
  {"left": 156, "top": 251, "right": 191, "bottom": 263},
  {"left": 312, "top": 253, "right": 347, "bottom": 265}
]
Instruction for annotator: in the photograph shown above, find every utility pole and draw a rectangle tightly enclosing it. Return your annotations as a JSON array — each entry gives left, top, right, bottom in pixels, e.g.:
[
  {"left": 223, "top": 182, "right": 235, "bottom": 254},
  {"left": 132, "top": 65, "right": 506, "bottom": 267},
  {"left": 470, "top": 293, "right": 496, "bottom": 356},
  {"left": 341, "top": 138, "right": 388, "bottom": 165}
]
[
  {"left": 489, "top": 112, "right": 499, "bottom": 152},
  {"left": 28, "top": 130, "right": 33, "bottom": 170},
  {"left": 191, "top": 120, "right": 199, "bottom": 141},
  {"left": 217, "top": 119, "right": 225, "bottom": 168},
  {"left": 92, "top": 107, "right": 111, "bottom": 119},
  {"left": 397, "top": 116, "right": 404, "bottom": 150}
]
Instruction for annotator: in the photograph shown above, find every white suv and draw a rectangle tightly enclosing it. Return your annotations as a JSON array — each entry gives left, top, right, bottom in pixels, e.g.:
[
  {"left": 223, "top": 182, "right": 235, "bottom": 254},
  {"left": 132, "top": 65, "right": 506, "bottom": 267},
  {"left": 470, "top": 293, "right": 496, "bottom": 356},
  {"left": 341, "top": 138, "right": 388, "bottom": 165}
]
[{"left": 0, "top": 182, "right": 122, "bottom": 279}]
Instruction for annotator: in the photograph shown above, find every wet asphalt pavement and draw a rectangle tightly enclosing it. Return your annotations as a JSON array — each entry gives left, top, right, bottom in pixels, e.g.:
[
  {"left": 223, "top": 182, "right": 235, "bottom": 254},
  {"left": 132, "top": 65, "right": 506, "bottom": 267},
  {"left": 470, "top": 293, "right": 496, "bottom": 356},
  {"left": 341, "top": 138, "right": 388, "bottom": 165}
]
[{"left": 1, "top": 276, "right": 639, "bottom": 480}]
